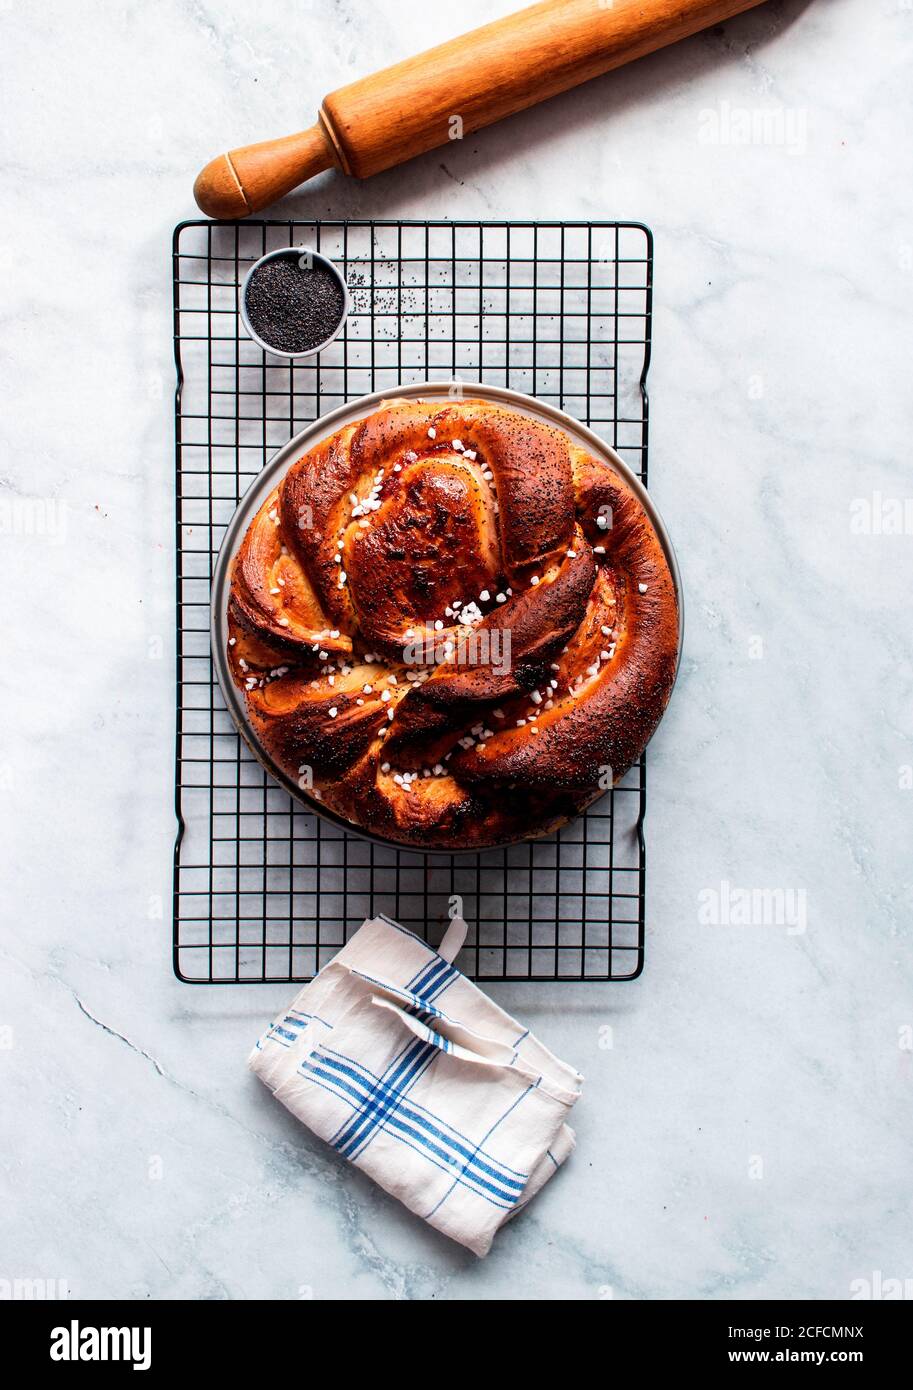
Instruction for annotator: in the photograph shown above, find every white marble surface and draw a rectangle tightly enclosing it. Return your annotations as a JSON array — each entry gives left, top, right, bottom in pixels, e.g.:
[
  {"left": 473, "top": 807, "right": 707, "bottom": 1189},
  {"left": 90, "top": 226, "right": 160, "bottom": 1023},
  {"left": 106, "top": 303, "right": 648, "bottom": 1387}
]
[{"left": 2, "top": 0, "right": 911, "bottom": 1301}]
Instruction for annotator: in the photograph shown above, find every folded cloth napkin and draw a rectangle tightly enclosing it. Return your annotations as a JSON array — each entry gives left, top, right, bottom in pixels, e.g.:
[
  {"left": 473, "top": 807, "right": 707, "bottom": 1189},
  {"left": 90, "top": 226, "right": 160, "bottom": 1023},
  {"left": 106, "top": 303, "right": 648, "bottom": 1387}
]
[{"left": 249, "top": 914, "right": 582, "bottom": 1256}]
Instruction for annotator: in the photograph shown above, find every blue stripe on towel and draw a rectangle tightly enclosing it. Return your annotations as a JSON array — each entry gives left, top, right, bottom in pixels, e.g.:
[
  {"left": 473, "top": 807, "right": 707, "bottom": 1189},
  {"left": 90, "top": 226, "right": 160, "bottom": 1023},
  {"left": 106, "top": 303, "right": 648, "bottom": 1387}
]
[
  {"left": 302, "top": 1054, "right": 521, "bottom": 1208},
  {"left": 316, "top": 1052, "right": 525, "bottom": 1196},
  {"left": 320, "top": 1047, "right": 529, "bottom": 1183}
]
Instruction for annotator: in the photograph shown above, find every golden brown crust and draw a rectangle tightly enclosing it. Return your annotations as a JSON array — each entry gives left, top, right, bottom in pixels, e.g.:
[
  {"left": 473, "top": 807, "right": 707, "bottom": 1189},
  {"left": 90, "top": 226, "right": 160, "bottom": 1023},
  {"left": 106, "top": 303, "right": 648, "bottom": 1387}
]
[{"left": 226, "top": 397, "right": 679, "bottom": 849}]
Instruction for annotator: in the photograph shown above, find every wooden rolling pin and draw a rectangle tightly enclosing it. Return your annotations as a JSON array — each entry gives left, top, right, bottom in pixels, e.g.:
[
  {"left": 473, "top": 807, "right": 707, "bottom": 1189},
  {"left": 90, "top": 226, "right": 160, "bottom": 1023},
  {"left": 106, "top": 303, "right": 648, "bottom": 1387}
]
[{"left": 194, "top": 0, "right": 769, "bottom": 218}]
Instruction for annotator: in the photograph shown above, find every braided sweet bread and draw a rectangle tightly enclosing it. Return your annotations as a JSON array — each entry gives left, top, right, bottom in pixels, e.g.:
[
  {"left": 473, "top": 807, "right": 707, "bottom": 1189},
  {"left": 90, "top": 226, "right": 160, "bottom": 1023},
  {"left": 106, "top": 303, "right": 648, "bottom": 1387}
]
[{"left": 227, "top": 396, "right": 679, "bottom": 849}]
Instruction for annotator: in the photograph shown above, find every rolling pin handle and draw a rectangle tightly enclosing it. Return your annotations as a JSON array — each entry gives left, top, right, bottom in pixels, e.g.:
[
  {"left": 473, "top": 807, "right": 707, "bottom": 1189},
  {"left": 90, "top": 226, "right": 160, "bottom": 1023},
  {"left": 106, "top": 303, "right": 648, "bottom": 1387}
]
[{"left": 193, "top": 124, "right": 338, "bottom": 219}]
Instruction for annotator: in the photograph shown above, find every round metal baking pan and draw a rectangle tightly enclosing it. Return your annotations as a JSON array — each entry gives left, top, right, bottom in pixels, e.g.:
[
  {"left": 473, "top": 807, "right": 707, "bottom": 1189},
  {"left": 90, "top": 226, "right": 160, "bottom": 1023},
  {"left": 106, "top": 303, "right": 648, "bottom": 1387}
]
[{"left": 211, "top": 381, "right": 684, "bottom": 853}]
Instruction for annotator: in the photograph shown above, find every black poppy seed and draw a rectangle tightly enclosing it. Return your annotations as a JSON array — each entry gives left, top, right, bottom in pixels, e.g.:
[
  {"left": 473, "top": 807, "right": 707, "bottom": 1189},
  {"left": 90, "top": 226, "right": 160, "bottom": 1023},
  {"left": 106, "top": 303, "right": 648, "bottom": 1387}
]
[{"left": 245, "top": 255, "right": 346, "bottom": 354}]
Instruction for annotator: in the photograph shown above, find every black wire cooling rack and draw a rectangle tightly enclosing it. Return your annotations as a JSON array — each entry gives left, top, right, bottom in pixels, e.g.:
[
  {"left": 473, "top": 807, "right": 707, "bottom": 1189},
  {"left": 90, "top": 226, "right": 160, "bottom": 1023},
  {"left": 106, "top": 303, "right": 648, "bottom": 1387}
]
[{"left": 173, "top": 219, "right": 653, "bottom": 984}]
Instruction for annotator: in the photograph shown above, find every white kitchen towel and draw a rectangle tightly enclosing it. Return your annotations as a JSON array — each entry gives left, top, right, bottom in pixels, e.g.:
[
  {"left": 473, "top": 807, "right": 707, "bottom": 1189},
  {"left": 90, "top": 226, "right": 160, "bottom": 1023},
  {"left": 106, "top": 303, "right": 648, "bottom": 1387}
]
[{"left": 249, "top": 914, "right": 582, "bottom": 1256}]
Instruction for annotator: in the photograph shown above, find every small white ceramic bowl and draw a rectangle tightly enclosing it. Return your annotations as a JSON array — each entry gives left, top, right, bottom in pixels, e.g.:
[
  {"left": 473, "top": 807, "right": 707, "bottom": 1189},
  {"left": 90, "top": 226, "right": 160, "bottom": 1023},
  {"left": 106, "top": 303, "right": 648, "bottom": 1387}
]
[{"left": 239, "top": 245, "right": 351, "bottom": 359}]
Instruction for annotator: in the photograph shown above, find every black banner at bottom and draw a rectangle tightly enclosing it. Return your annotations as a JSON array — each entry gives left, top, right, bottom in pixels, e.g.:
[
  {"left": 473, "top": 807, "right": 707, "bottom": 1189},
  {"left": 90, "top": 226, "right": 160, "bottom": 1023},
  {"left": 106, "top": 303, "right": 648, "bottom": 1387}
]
[{"left": 0, "top": 1298, "right": 905, "bottom": 1373}]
